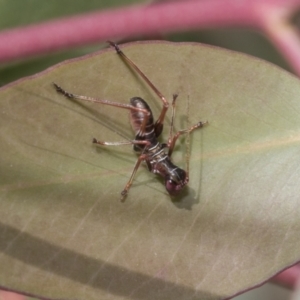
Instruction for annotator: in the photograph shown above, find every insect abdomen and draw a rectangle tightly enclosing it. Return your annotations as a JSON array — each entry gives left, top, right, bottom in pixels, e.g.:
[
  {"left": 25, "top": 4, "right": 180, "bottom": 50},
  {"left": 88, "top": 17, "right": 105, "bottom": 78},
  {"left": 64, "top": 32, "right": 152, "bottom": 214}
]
[
  {"left": 130, "top": 97, "right": 157, "bottom": 151},
  {"left": 130, "top": 97, "right": 155, "bottom": 135}
]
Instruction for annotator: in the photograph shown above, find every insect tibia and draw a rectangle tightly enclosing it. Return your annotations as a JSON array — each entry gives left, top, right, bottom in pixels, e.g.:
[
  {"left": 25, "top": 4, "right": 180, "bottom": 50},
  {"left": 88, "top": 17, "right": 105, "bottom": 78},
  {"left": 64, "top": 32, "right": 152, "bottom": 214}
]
[
  {"left": 53, "top": 83, "right": 74, "bottom": 99},
  {"left": 120, "top": 190, "right": 128, "bottom": 202},
  {"left": 172, "top": 94, "right": 178, "bottom": 105}
]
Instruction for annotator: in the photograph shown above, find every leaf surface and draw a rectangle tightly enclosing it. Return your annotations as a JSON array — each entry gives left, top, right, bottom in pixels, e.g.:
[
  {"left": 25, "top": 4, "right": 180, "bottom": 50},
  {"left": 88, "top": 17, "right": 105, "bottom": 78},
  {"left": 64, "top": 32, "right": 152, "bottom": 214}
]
[{"left": 1, "top": 42, "right": 300, "bottom": 300}]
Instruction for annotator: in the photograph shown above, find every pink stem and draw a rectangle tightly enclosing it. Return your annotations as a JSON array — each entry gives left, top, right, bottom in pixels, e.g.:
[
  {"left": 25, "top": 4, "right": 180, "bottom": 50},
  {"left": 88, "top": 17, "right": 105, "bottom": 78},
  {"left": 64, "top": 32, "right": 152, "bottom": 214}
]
[
  {"left": 263, "top": 17, "right": 300, "bottom": 76},
  {"left": 0, "top": 0, "right": 299, "bottom": 63},
  {"left": 272, "top": 264, "right": 300, "bottom": 288},
  {"left": 1, "top": 0, "right": 300, "bottom": 75},
  {"left": 0, "top": 290, "right": 26, "bottom": 300}
]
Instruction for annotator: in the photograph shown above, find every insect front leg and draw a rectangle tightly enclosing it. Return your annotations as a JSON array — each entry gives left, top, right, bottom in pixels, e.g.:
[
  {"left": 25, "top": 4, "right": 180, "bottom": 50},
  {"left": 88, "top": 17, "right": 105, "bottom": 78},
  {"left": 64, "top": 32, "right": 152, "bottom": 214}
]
[
  {"left": 95, "top": 139, "right": 150, "bottom": 202},
  {"left": 166, "top": 94, "right": 208, "bottom": 157},
  {"left": 92, "top": 135, "right": 151, "bottom": 202},
  {"left": 92, "top": 138, "right": 151, "bottom": 202},
  {"left": 167, "top": 121, "right": 208, "bottom": 157},
  {"left": 120, "top": 153, "right": 148, "bottom": 202}
]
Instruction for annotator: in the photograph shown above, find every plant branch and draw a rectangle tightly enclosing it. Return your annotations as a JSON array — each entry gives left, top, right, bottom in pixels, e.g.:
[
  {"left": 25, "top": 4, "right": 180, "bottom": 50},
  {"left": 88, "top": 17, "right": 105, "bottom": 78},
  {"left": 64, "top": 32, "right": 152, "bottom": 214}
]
[
  {"left": 258, "top": 2, "right": 300, "bottom": 75},
  {"left": 1, "top": 0, "right": 300, "bottom": 74},
  {"left": 271, "top": 264, "right": 300, "bottom": 289}
]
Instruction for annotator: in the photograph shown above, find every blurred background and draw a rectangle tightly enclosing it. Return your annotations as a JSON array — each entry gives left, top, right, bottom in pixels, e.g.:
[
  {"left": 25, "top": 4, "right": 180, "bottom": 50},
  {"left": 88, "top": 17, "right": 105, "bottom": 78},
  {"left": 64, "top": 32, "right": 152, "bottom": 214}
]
[{"left": 0, "top": 0, "right": 293, "bottom": 86}]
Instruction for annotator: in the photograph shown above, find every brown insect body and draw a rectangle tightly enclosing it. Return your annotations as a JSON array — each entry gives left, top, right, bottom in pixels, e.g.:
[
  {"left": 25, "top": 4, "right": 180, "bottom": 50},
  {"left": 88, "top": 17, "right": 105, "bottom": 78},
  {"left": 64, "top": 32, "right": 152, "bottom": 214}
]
[
  {"left": 53, "top": 41, "right": 207, "bottom": 201},
  {"left": 130, "top": 97, "right": 188, "bottom": 195}
]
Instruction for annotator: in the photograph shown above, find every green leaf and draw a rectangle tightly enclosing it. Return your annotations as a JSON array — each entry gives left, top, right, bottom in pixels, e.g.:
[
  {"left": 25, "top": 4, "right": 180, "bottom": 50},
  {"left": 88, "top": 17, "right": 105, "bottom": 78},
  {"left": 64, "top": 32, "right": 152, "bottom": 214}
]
[{"left": 1, "top": 42, "right": 300, "bottom": 300}]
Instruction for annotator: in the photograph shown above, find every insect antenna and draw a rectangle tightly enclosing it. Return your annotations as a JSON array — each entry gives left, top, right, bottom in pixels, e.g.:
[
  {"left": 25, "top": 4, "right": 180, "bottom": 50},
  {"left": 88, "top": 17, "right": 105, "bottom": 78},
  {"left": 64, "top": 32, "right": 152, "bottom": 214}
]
[
  {"left": 168, "top": 94, "right": 178, "bottom": 144},
  {"left": 185, "top": 95, "right": 191, "bottom": 177}
]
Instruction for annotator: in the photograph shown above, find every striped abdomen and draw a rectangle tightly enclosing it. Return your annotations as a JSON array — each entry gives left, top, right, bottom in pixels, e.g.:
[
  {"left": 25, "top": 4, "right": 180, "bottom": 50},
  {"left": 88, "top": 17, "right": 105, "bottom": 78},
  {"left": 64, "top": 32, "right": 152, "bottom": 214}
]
[{"left": 129, "top": 97, "right": 157, "bottom": 151}]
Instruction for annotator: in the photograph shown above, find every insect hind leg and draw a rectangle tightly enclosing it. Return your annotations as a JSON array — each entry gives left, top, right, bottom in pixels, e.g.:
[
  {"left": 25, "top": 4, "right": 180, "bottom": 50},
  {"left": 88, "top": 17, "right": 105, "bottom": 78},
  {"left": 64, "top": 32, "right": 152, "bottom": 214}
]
[
  {"left": 53, "top": 82, "right": 153, "bottom": 136},
  {"left": 108, "top": 41, "right": 169, "bottom": 138}
]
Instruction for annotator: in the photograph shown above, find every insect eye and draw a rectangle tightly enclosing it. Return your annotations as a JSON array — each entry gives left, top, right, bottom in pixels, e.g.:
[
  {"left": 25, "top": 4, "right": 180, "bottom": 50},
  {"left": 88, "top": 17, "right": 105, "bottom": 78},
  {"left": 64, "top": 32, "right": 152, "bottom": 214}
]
[
  {"left": 165, "top": 179, "right": 179, "bottom": 195},
  {"left": 165, "top": 169, "right": 188, "bottom": 195}
]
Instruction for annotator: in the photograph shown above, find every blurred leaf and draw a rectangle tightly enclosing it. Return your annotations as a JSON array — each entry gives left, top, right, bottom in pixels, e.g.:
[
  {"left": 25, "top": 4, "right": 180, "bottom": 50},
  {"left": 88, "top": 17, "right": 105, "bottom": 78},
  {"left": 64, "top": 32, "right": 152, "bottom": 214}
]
[
  {"left": 1, "top": 42, "right": 300, "bottom": 300},
  {"left": 170, "top": 29, "right": 290, "bottom": 72}
]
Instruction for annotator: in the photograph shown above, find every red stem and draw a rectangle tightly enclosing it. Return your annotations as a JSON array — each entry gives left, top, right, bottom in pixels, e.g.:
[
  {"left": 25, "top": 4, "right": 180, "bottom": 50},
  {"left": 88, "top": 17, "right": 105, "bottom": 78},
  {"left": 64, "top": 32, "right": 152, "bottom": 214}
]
[
  {"left": 1, "top": 0, "right": 300, "bottom": 66},
  {"left": 272, "top": 264, "right": 300, "bottom": 289}
]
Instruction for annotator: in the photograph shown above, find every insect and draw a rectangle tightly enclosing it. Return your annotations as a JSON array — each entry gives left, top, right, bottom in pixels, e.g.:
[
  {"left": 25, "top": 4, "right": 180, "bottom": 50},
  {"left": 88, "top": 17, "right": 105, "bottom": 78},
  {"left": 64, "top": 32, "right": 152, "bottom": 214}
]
[{"left": 53, "top": 41, "right": 207, "bottom": 202}]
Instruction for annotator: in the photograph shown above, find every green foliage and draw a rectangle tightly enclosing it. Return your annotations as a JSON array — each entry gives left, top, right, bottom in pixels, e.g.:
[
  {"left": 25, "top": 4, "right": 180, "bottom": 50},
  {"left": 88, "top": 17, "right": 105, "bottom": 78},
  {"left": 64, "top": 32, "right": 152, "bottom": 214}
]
[{"left": 1, "top": 42, "right": 300, "bottom": 300}]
